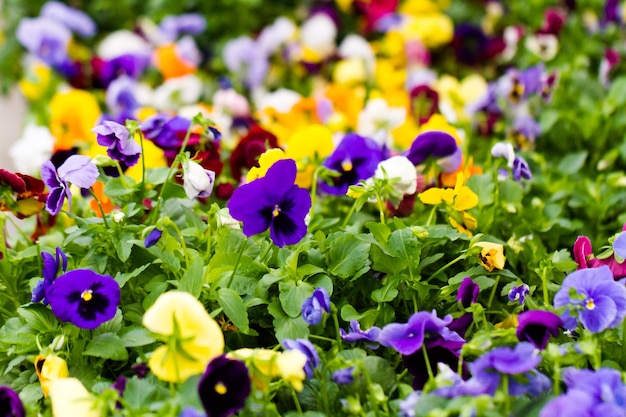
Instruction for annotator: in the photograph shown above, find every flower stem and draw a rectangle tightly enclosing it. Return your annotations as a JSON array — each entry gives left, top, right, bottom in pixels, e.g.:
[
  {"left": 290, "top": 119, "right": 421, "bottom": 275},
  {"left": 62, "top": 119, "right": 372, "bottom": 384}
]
[
  {"left": 421, "top": 343, "right": 434, "bottom": 384},
  {"left": 425, "top": 205, "right": 437, "bottom": 226},
  {"left": 332, "top": 306, "right": 343, "bottom": 353},
  {"left": 291, "top": 388, "right": 302, "bottom": 414},
  {"left": 376, "top": 192, "right": 386, "bottom": 225},
  {"left": 501, "top": 374, "right": 511, "bottom": 416},
  {"left": 428, "top": 253, "right": 466, "bottom": 281},
  {"left": 226, "top": 238, "right": 247, "bottom": 289},
  {"left": 540, "top": 266, "right": 550, "bottom": 307},
  {"left": 89, "top": 188, "right": 110, "bottom": 229},
  {"left": 341, "top": 199, "right": 358, "bottom": 229},
  {"left": 487, "top": 276, "right": 500, "bottom": 309}
]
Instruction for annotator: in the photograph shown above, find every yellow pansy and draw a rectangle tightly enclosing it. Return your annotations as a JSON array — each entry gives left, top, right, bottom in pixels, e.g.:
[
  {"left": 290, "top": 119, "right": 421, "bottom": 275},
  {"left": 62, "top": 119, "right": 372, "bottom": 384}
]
[
  {"left": 333, "top": 58, "right": 368, "bottom": 86},
  {"left": 400, "top": 13, "right": 454, "bottom": 49},
  {"left": 246, "top": 148, "right": 287, "bottom": 182},
  {"left": 323, "top": 84, "right": 366, "bottom": 131},
  {"left": 374, "top": 59, "right": 407, "bottom": 95},
  {"left": 35, "top": 354, "right": 69, "bottom": 397},
  {"left": 401, "top": 0, "right": 448, "bottom": 14},
  {"left": 392, "top": 118, "right": 421, "bottom": 150},
  {"left": 417, "top": 114, "right": 462, "bottom": 144},
  {"left": 284, "top": 124, "right": 334, "bottom": 188},
  {"left": 275, "top": 350, "right": 307, "bottom": 392},
  {"left": 125, "top": 137, "right": 167, "bottom": 182},
  {"left": 50, "top": 89, "right": 101, "bottom": 151},
  {"left": 49, "top": 378, "right": 101, "bottom": 417},
  {"left": 19, "top": 63, "right": 52, "bottom": 101},
  {"left": 475, "top": 242, "right": 506, "bottom": 272},
  {"left": 435, "top": 74, "right": 488, "bottom": 122},
  {"left": 143, "top": 291, "right": 225, "bottom": 383},
  {"left": 419, "top": 173, "right": 478, "bottom": 211},
  {"left": 494, "top": 314, "right": 518, "bottom": 330},
  {"left": 229, "top": 348, "right": 307, "bottom": 392}
]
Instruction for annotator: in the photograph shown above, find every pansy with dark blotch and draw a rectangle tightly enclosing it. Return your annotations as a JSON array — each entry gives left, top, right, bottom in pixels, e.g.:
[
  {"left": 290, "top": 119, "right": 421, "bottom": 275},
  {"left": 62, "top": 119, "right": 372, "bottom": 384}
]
[
  {"left": 448, "top": 277, "right": 479, "bottom": 338},
  {"left": 320, "top": 133, "right": 383, "bottom": 195},
  {"left": 301, "top": 287, "right": 331, "bottom": 325},
  {"left": 229, "top": 125, "right": 280, "bottom": 183},
  {"left": 41, "top": 155, "right": 99, "bottom": 216},
  {"left": 512, "top": 156, "right": 532, "bottom": 181},
  {"left": 0, "top": 169, "right": 48, "bottom": 219},
  {"left": 228, "top": 159, "right": 311, "bottom": 247},
  {"left": 554, "top": 265, "right": 626, "bottom": 333},
  {"left": 198, "top": 355, "right": 251, "bottom": 417},
  {"left": 32, "top": 247, "right": 67, "bottom": 305},
  {"left": 92, "top": 120, "right": 142, "bottom": 167},
  {"left": 0, "top": 386, "right": 25, "bottom": 417},
  {"left": 508, "top": 283, "right": 530, "bottom": 304},
  {"left": 405, "top": 131, "right": 461, "bottom": 173},
  {"left": 516, "top": 310, "right": 562, "bottom": 349},
  {"left": 282, "top": 338, "right": 320, "bottom": 378},
  {"left": 45, "top": 269, "right": 121, "bottom": 330}
]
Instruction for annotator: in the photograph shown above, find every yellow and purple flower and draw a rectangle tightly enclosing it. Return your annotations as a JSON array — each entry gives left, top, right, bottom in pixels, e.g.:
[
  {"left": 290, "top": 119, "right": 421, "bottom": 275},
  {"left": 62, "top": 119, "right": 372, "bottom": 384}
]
[
  {"left": 45, "top": 269, "right": 121, "bottom": 330},
  {"left": 198, "top": 355, "right": 251, "bottom": 417},
  {"left": 282, "top": 338, "right": 319, "bottom": 378},
  {"left": 228, "top": 159, "right": 311, "bottom": 247}
]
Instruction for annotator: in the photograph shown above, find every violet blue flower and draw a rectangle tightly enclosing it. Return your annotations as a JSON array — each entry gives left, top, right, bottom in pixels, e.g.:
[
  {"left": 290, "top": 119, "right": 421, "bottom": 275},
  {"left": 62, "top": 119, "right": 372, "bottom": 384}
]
[
  {"left": 144, "top": 228, "right": 163, "bottom": 248},
  {"left": 301, "top": 287, "right": 331, "bottom": 325},
  {"left": 553, "top": 265, "right": 626, "bottom": 333},
  {"left": 320, "top": 133, "right": 383, "bottom": 195},
  {"left": 32, "top": 247, "right": 67, "bottom": 305},
  {"left": 93, "top": 54, "right": 151, "bottom": 87},
  {"left": 105, "top": 75, "right": 140, "bottom": 116},
  {"left": 449, "top": 277, "right": 479, "bottom": 338},
  {"left": 0, "top": 386, "right": 25, "bottom": 417},
  {"left": 92, "top": 121, "right": 142, "bottom": 166},
  {"left": 222, "top": 36, "right": 269, "bottom": 89},
  {"left": 539, "top": 390, "right": 596, "bottom": 417},
  {"left": 228, "top": 159, "right": 312, "bottom": 247},
  {"left": 405, "top": 131, "right": 461, "bottom": 173},
  {"left": 142, "top": 113, "right": 190, "bottom": 149},
  {"left": 179, "top": 407, "right": 205, "bottom": 417},
  {"left": 40, "top": 155, "right": 99, "bottom": 216},
  {"left": 45, "top": 269, "right": 121, "bottom": 329},
  {"left": 512, "top": 156, "right": 532, "bottom": 181},
  {"left": 512, "top": 114, "right": 542, "bottom": 146},
  {"left": 340, "top": 320, "right": 382, "bottom": 345},
  {"left": 516, "top": 310, "right": 562, "bottom": 349},
  {"left": 40, "top": 1, "right": 96, "bottom": 37},
  {"left": 613, "top": 232, "right": 626, "bottom": 259},
  {"left": 16, "top": 17, "right": 71, "bottom": 69},
  {"left": 332, "top": 367, "right": 355, "bottom": 385},
  {"left": 160, "top": 14, "right": 207, "bottom": 42},
  {"left": 282, "top": 338, "right": 319, "bottom": 378},
  {"left": 198, "top": 355, "right": 251, "bottom": 417},
  {"left": 399, "top": 391, "right": 420, "bottom": 417},
  {"left": 508, "top": 283, "right": 530, "bottom": 304},
  {"left": 574, "top": 235, "right": 626, "bottom": 279}
]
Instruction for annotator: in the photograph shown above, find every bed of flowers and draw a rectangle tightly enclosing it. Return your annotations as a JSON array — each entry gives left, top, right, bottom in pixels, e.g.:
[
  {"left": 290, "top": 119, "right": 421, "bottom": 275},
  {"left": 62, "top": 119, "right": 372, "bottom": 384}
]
[{"left": 3, "top": 0, "right": 626, "bottom": 416}]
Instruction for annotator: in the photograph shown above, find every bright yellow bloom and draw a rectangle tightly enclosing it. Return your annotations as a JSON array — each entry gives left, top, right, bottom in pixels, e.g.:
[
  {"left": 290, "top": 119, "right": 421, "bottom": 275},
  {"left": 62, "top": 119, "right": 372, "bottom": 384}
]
[
  {"left": 400, "top": 13, "right": 454, "bottom": 49},
  {"left": 49, "top": 378, "right": 101, "bottom": 417},
  {"left": 494, "top": 314, "right": 518, "bottom": 330},
  {"left": 143, "top": 291, "right": 224, "bottom": 383},
  {"left": 19, "top": 63, "right": 52, "bottom": 101},
  {"left": 392, "top": 118, "right": 421, "bottom": 150},
  {"left": 125, "top": 136, "right": 167, "bottom": 182},
  {"left": 440, "top": 155, "right": 483, "bottom": 188},
  {"left": 35, "top": 354, "right": 69, "bottom": 397},
  {"left": 50, "top": 89, "right": 101, "bottom": 151},
  {"left": 333, "top": 58, "right": 368, "bottom": 86},
  {"left": 246, "top": 148, "right": 287, "bottom": 182},
  {"left": 435, "top": 74, "right": 488, "bottom": 122},
  {"left": 284, "top": 124, "right": 334, "bottom": 188},
  {"left": 374, "top": 59, "right": 407, "bottom": 95},
  {"left": 229, "top": 348, "right": 307, "bottom": 392},
  {"left": 323, "top": 84, "right": 366, "bottom": 131},
  {"left": 475, "top": 242, "right": 506, "bottom": 272},
  {"left": 275, "top": 350, "right": 307, "bottom": 392},
  {"left": 401, "top": 0, "right": 448, "bottom": 14},
  {"left": 418, "top": 114, "right": 462, "bottom": 144},
  {"left": 419, "top": 173, "right": 478, "bottom": 212}
]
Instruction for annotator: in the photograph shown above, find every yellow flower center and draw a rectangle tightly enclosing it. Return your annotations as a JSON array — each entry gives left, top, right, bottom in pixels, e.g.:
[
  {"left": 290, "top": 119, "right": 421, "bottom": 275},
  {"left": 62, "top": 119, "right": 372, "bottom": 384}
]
[
  {"left": 273, "top": 205, "right": 281, "bottom": 217},
  {"left": 585, "top": 298, "right": 595, "bottom": 310},
  {"left": 215, "top": 382, "right": 227, "bottom": 394},
  {"left": 81, "top": 289, "right": 93, "bottom": 302},
  {"left": 341, "top": 159, "right": 353, "bottom": 172}
]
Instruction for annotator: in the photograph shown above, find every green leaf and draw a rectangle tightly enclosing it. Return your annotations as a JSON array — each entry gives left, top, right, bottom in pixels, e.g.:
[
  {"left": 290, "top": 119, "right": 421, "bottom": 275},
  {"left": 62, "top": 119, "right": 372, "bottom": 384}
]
[
  {"left": 466, "top": 174, "right": 494, "bottom": 206},
  {"left": 557, "top": 151, "right": 587, "bottom": 175},
  {"left": 17, "top": 304, "right": 59, "bottom": 333},
  {"left": 83, "top": 333, "right": 128, "bottom": 361},
  {"left": 179, "top": 256, "right": 204, "bottom": 297},
  {"left": 218, "top": 288, "right": 250, "bottom": 333},
  {"left": 326, "top": 232, "right": 371, "bottom": 279},
  {"left": 366, "top": 221, "right": 391, "bottom": 245},
  {"left": 114, "top": 231, "right": 134, "bottom": 262},
  {"left": 268, "top": 301, "right": 309, "bottom": 341},
  {"left": 120, "top": 327, "right": 155, "bottom": 347},
  {"left": 279, "top": 281, "right": 314, "bottom": 318},
  {"left": 387, "top": 228, "right": 421, "bottom": 271}
]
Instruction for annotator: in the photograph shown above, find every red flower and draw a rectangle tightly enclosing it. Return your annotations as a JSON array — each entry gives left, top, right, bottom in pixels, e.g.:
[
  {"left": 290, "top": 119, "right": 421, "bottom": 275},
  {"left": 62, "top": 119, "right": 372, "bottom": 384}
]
[
  {"left": 0, "top": 169, "right": 48, "bottom": 218},
  {"left": 229, "top": 125, "right": 280, "bottom": 183}
]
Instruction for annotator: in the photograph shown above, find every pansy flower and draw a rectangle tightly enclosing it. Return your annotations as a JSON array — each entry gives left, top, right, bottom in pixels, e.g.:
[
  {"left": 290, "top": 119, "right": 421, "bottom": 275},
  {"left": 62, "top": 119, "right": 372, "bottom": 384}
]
[
  {"left": 198, "top": 355, "right": 251, "bottom": 417},
  {"left": 320, "top": 133, "right": 383, "bottom": 195},
  {"left": 228, "top": 348, "right": 307, "bottom": 392},
  {"left": 45, "top": 269, "right": 120, "bottom": 330},
  {"left": 508, "top": 283, "right": 530, "bottom": 305},
  {"left": 228, "top": 159, "right": 311, "bottom": 247},
  {"left": 0, "top": 169, "right": 48, "bottom": 218},
  {"left": 554, "top": 265, "right": 626, "bottom": 333},
  {"left": 475, "top": 242, "right": 506, "bottom": 272},
  {"left": 448, "top": 277, "right": 479, "bottom": 338},
  {"left": 92, "top": 121, "right": 142, "bottom": 167},
  {"left": 573, "top": 234, "right": 626, "bottom": 279},
  {"left": 40, "top": 1, "right": 96, "bottom": 37},
  {"left": 49, "top": 89, "right": 101, "bottom": 151},
  {"left": 41, "top": 155, "right": 99, "bottom": 216},
  {"left": 229, "top": 125, "right": 280, "bottom": 183},
  {"left": 406, "top": 130, "right": 462, "bottom": 174},
  {"left": 16, "top": 16, "right": 71, "bottom": 70},
  {"left": 0, "top": 386, "right": 25, "bottom": 417},
  {"left": 32, "top": 247, "right": 67, "bottom": 304},
  {"left": 34, "top": 354, "right": 69, "bottom": 397},
  {"left": 181, "top": 157, "right": 216, "bottom": 200},
  {"left": 49, "top": 378, "right": 99, "bottom": 417},
  {"left": 282, "top": 338, "right": 320, "bottom": 378},
  {"left": 516, "top": 310, "right": 563, "bottom": 349},
  {"left": 301, "top": 287, "right": 331, "bottom": 325}
]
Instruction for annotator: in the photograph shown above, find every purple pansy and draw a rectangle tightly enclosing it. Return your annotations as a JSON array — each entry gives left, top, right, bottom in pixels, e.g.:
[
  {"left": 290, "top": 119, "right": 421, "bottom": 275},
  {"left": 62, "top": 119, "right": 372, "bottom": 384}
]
[
  {"left": 512, "top": 114, "right": 542, "bottom": 146},
  {"left": 105, "top": 75, "right": 140, "bottom": 116},
  {"left": 40, "top": 1, "right": 96, "bottom": 37},
  {"left": 320, "top": 133, "right": 383, "bottom": 195},
  {"left": 405, "top": 131, "right": 461, "bottom": 173},
  {"left": 613, "top": 233, "right": 626, "bottom": 259},
  {"left": 332, "top": 367, "right": 355, "bottom": 385},
  {"left": 92, "top": 121, "right": 142, "bottom": 167},
  {"left": 222, "top": 36, "right": 269, "bottom": 89},
  {"left": 0, "top": 386, "right": 25, "bottom": 417},
  {"left": 32, "top": 247, "right": 67, "bottom": 304},
  {"left": 508, "top": 283, "right": 530, "bottom": 304},
  {"left": 516, "top": 310, "right": 562, "bottom": 349},
  {"left": 282, "top": 339, "right": 319, "bottom": 378},
  {"left": 301, "top": 287, "right": 331, "bottom": 325},
  {"left": 574, "top": 235, "right": 626, "bottom": 279},
  {"left": 16, "top": 17, "right": 71, "bottom": 69},
  {"left": 228, "top": 159, "right": 311, "bottom": 247},
  {"left": 142, "top": 113, "right": 190, "bottom": 149},
  {"left": 512, "top": 156, "right": 532, "bottom": 181},
  {"left": 144, "top": 228, "right": 163, "bottom": 248},
  {"left": 45, "top": 269, "right": 121, "bottom": 329},
  {"left": 553, "top": 265, "right": 626, "bottom": 333},
  {"left": 198, "top": 355, "right": 251, "bottom": 417},
  {"left": 449, "top": 277, "right": 479, "bottom": 338},
  {"left": 93, "top": 54, "right": 151, "bottom": 87},
  {"left": 41, "top": 155, "right": 99, "bottom": 216},
  {"left": 340, "top": 320, "right": 382, "bottom": 345},
  {"left": 159, "top": 14, "right": 207, "bottom": 42}
]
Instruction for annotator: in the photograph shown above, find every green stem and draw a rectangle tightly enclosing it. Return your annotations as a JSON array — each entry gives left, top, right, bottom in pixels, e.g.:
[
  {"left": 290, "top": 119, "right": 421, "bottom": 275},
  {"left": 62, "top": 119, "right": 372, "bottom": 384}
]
[
  {"left": 341, "top": 199, "right": 359, "bottom": 229},
  {"left": 421, "top": 343, "right": 434, "bottom": 386},
  {"left": 89, "top": 188, "right": 110, "bottom": 229},
  {"left": 309, "top": 165, "right": 321, "bottom": 220},
  {"left": 291, "top": 388, "right": 302, "bottom": 414},
  {"left": 487, "top": 276, "right": 500, "bottom": 309},
  {"left": 553, "top": 356, "right": 561, "bottom": 396},
  {"left": 428, "top": 253, "right": 466, "bottom": 281},
  {"left": 332, "top": 306, "right": 343, "bottom": 353},
  {"left": 541, "top": 266, "right": 550, "bottom": 307},
  {"left": 425, "top": 205, "right": 437, "bottom": 226},
  {"left": 225, "top": 239, "right": 247, "bottom": 289},
  {"left": 501, "top": 374, "right": 511, "bottom": 416},
  {"left": 376, "top": 192, "right": 386, "bottom": 225}
]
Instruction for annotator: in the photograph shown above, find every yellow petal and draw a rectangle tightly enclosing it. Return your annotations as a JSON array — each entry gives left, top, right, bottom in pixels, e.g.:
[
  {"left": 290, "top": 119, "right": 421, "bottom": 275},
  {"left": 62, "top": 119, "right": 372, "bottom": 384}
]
[
  {"left": 475, "top": 242, "right": 506, "bottom": 271},
  {"left": 246, "top": 149, "right": 287, "bottom": 182},
  {"left": 36, "top": 354, "right": 69, "bottom": 397},
  {"left": 49, "top": 378, "right": 101, "bottom": 417},
  {"left": 147, "top": 344, "right": 210, "bottom": 383},
  {"left": 494, "top": 314, "right": 518, "bottom": 329},
  {"left": 453, "top": 186, "right": 479, "bottom": 211},
  {"left": 276, "top": 350, "right": 307, "bottom": 392}
]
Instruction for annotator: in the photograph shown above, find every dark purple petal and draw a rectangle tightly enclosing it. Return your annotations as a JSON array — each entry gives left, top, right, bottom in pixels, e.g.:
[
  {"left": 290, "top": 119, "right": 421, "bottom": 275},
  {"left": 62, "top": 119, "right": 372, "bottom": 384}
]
[
  {"left": 282, "top": 339, "right": 319, "bottom": 378},
  {"left": 198, "top": 355, "right": 251, "bottom": 417},
  {"left": 508, "top": 284, "right": 530, "bottom": 304},
  {"left": 144, "top": 229, "right": 163, "bottom": 248},
  {"left": 516, "top": 310, "right": 562, "bottom": 349},
  {"left": 269, "top": 186, "right": 311, "bottom": 247},
  {"left": 45, "top": 186, "right": 67, "bottom": 216},
  {"left": 301, "top": 287, "right": 331, "bottom": 325},
  {"left": 406, "top": 131, "right": 459, "bottom": 167},
  {"left": 57, "top": 155, "right": 98, "bottom": 189},
  {"left": 41, "top": 161, "right": 62, "bottom": 190},
  {"left": 0, "top": 386, "right": 25, "bottom": 417},
  {"left": 379, "top": 311, "right": 454, "bottom": 356},
  {"left": 457, "top": 277, "right": 479, "bottom": 308},
  {"left": 512, "top": 156, "right": 532, "bottom": 181},
  {"left": 46, "top": 269, "right": 121, "bottom": 329},
  {"left": 228, "top": 182, "right": 273, "bottom": 237}
]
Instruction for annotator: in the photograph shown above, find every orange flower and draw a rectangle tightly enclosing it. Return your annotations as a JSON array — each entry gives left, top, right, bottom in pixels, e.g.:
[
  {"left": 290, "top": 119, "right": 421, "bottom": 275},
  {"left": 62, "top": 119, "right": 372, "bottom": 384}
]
[
  {"left": 89, "top": 181, "right": 114, "bottom": 217},
  {"left": 153, "top": 43, "right": 197, "bottom": 79}
]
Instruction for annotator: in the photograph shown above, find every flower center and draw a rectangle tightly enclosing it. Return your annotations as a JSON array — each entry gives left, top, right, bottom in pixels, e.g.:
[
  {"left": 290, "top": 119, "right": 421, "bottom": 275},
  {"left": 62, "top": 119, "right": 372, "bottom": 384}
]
[
  {"left": 585, "top": 298, "right": 595, "bottom": 310},
  {"left": 273, "top": 204, "right": 281, "bottom": 217},
  {"left": 341, "top": 159, "right": 353, "bottom": 172},
  {"left": 214, "top": 381, "right": 227, "bottom": 395},
  {"left": 81, "top": 289, "right": 93, "bottom": 302}
]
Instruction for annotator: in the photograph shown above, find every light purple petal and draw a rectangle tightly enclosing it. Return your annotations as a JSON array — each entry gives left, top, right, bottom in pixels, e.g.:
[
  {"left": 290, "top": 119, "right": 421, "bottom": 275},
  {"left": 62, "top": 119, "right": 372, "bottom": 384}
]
[
  {"left": 613, "top": 233, "right": 626, "bottom": 259},
  {"left": 579, "top": 295, "right": 616, "bottom": 333},
  {"left": 57, "top": 155, "right": 98, "bottom": 188},
  {"left": 40, "top": 1, "right": 96, "bottom": 37}
]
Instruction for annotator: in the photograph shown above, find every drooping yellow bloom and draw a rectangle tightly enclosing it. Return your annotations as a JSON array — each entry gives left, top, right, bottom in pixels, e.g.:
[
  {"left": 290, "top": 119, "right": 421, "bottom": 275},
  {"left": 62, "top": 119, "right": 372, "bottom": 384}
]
[
  {"left": 475, "top": 242, "right": 506, "bottom": 272},
  {"left": 440, "top": 155, "right": 483, "bottom": 188},
  {"left": 284, "top": 124, "right": 334, "bottom": 188},
  {"left": 50, "top": 89, "right": 101, "bottom": 151},
  {"left": 49, "top": 377, "right": 101, "bottom": 417},
  {"left": 275, "top": 350, "right": 307, "bottom": 391},
  {"left": 143, "top": 291, "right": 225, "bottom": 383},
  {"left": 246, "top": 148, "right": 287, "bottom": 182},
  {"left": 229, "top": 348, "right": 307, "bottom": 392},
  {"left": 35, "top": 354, "right": 69, "bottom": 397}
]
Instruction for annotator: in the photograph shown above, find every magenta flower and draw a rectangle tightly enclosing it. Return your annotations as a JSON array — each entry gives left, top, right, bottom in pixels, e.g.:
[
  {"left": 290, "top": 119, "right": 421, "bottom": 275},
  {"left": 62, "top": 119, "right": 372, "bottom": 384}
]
[
  {"left": 41, "top": 155, "right": 99, "bottom": 216},
  {"left": 32, "top": 247, "right": 67, "bottom": 305},
  {"left": 198, "top": 355, "right": 251, "bottom": 417},
  {"left": 574, "top": 233, "right": 626, "bottom": 279},
  {"left": 301, "top": 287, "right": 331, "bottom": 325},
  {"left": 228, "top": 159, "right": 311, "bottom": 247},
  {"left": 45, "top": 269, "right": 121, "bottom": 329},
  {"left": 92, "top": 121, "right": 142, "bottom": 166},
  {"left": 553, "top": 265, "right": 626, "bottom": 333},
  {"left": 516, "top": 310, "right": 562, "bottom": 349}
]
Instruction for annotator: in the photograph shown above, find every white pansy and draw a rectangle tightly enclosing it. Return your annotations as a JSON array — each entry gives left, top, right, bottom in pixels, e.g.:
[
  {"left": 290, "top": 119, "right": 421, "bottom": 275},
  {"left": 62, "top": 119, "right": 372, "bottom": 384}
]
[
  {"left": 9, "top": 124, "right": 54, "bottom": 175},
  {"left": 299, "top": 13, "right": 337, "bottom": 59},
  {"left": 97, "top": 29, "right": 152, "bottom": 59},
  {"left": 182, "top": 159, "right": 215, "bottom": 199},
  {"left": 151, "top": 74, "right": 203, "bottom": 111},
  {"left": 374, "top": 155, "right": 418, "bottom": 196},
  {"left": 357, "top": 98, "right": 406, "bottom": 148},
  {"left": 338, "top": 34, "right": 375, "bottom": 74}
]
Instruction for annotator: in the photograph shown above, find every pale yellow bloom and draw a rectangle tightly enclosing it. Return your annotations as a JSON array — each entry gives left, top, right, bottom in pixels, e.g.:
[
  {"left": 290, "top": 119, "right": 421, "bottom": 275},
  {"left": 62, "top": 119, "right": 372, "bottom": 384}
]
[
  {"left": 35, "top": 354, "right": 69, "bottom": 397},
  {"left": 49, "top": 378, "right": 101, "bottom": 417},
  {"left": 419, "top": 173, "right": 478, "bottom": 211},
  {"left": 19, "top": 63, "right": 52, "bottom": 101},
  {"left": 276, "top": 350, "right": 307, "bottom": 392},
  {"left": 284, "top": 124, "right": 334, "bottom": 188},
  {"left": 333, "top": 58, "right": 368, "bottom": 86},
  {"left": 435, "top": 74, "right": 487, "bottom": 122},
  {"left": 246, "top": 148, "right": 287, "bottom": 182},
  {"left": 143, "top": 291, "right": 224, "bottom": 383},
  {"left": 475, "top": 242, "right": 506, "bottom": 271},
  {"left": 229, "top": 348, "right": 307, "bottom": 392}
]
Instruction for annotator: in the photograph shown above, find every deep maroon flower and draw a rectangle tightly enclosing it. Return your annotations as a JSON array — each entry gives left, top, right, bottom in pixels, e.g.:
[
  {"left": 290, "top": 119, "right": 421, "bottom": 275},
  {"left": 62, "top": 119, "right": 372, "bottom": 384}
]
[
  {"left": 282, "top": 339, "right": 320, "bottom": 378},
  {"left": 229, "top": 125, "right": 280, "bottom": 183},
  {"left": 0, "top": 169, "right": 48, "bottom": 218},
  {"left": 228, "top": 159, "right": 311, "bottom": 247},
  {"left": 320, "top": 133, "right": 383, "bottom": 195},
  {"left": 0, "top": 386, "right": 25, "bottom": 417},
  {"left": 405, "top": 131, "right": 461, "bottom": 173},
  {"left": 45, "top": 269, "right": 121, "bottom": 329},
  {"left": 40, "top": 155, "right": 99, "bottom": 216},
  {"left": 32, "top": 247, "right": 67, "bottom": 304},
  {"left": 198, "top": 355, "right": 251, "bottom": 417},
  {"left": 408, "top": 85, "right": 439, "bottom": 125},
  {"left": 301, "top": 287, "right": 331, "bottom": 325},
  {"left": 93, "top": 121, "right": 142, "bottom": 166},
  {"left": 516, "top": 310, "right": 562, "bottom": 349},
  {"left": 353, "top": 0, "right": 399, "bottom": 32}
]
